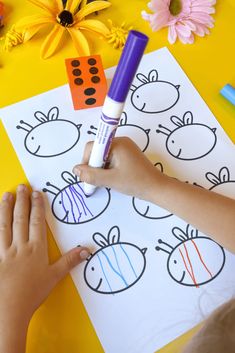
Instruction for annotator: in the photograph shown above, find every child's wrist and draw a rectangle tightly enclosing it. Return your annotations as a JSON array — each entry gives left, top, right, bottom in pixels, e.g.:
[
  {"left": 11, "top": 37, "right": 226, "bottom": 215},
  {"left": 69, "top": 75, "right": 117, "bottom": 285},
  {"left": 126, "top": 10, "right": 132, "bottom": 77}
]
[
  {"left": 143, "top": 170, "right": 169, "bottom": 204},
  {"left": 0, "top": 302, "right": 31, "bottom": 328}
]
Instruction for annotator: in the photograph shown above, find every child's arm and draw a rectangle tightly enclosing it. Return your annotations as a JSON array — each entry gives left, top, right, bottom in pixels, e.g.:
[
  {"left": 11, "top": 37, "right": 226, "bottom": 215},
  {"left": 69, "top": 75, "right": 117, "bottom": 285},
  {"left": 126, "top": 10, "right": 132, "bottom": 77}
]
[
  {"left": 0, "top": 186, "right": 89, "bottom": 353},
  {"left": 74, "top": 137, "right": 235, "bottom": 253}
]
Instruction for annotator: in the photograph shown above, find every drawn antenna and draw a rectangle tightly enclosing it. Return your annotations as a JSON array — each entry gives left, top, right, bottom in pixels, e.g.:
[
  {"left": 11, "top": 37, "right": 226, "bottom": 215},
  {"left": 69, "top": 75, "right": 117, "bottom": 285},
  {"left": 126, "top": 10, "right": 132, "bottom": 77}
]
[
  {"left": 155, "top": 239, "right": 173, "bottom": 254},
  {"left": 16, "top": 120, "right": 33, "bottom": 132},
  {"left": 42, "top": 187, "right": 57, "bottom": 196},
  {"left": 16, "top": 125, "right": 29, "bottom": 132},
  {"left": 20, "top": 120, "right": 33, "bottom": 129},
  {"left": 46, "top": 181, "right": 61, "bottom": 191},
  {"left": 42, "top": 182, "right": 61, "bottom": 195},
  {"left": 158, "top": 239, "right": 174, "bottom": 250},
  {"left": 156, "top": 124, "right": 171, "bottom": 136},
  {"left": 155, "top": 246, "right": 170, "bottom": 254},
  {"left": 87, "top": 125, "right": 97, "bottom": 135}
]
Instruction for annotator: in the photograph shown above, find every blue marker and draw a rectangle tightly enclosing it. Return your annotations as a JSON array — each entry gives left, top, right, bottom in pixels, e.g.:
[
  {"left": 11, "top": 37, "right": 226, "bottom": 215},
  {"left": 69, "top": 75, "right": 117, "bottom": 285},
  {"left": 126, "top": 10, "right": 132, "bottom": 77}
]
[
  {"left": 220, "top": 84, "right": 235, "bottom": 106},
  {"left": 83, "top": 30, "right": 149, "bottom": 196}
]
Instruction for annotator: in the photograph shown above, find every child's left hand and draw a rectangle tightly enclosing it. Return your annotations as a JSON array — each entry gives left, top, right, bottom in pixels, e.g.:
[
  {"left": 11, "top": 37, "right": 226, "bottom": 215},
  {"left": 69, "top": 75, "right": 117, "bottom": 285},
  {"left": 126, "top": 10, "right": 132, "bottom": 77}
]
[{"left": 0, "top": 185, "right": 89, "bottom": 353}]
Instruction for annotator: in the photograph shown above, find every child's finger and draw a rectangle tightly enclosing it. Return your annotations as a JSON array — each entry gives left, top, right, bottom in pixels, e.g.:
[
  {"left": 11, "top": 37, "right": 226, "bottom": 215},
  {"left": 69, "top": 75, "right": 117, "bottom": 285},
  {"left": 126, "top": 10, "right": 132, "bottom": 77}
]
[
  {"left": 50, "top": 247, "right": 90, "bottom": 285},
  {"left": 29, "top": 191, "right": 46, "bottom": 243},
  {"left": 12, "top": 185, "right": 30, "bottom": 245},
  {"left": 73, "top": 164, "right": 116, "bottom": 188},
  {"left": 0, "top": 192, "right": 14, "bottom": 250},
  {"left": 81, "top": 140, "right": 94, "bottom": 164}
]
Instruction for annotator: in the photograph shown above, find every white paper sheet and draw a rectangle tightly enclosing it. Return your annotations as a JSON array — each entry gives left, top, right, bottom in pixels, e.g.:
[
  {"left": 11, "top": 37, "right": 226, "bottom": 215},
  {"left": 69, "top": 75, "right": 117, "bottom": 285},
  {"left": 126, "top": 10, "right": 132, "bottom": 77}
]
[{"left": 1, "top": 48, "right": 235, "bottom": 353}]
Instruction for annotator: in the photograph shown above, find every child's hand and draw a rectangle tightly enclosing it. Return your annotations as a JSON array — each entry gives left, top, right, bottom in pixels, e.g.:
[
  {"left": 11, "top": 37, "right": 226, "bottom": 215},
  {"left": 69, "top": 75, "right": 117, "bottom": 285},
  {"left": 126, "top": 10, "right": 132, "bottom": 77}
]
[
  {"left": 0, "top": 185, "right": 89, "bottom": 353},
  {"left": 73, "top": 137, "right": 165, "bottom": 201}
]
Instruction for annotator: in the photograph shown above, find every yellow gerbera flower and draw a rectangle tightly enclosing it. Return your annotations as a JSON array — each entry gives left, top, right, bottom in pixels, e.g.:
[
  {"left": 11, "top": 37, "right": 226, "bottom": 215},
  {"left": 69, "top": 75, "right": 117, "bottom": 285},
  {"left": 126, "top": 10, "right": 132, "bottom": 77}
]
[
  {"left": 4, "top": 0, "right": 111, "bottom": 59},
  {"left": 106, "top": 19, "right": 133, "bottom": 49}
]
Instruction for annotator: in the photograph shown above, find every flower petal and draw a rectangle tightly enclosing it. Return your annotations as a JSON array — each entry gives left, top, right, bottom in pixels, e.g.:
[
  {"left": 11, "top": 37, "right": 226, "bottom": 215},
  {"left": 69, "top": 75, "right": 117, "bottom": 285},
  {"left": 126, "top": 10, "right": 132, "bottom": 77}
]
[
  {"left": 75, "top": 1, "right": 111, "bottom": 22},
  {"left": 194, "top": 23, "right": 210, "bottom": 36},
  {"left": 141, "top": 10, "right": 151, "bottom": 21},
  {"left": 175, "top": 23, "right": 192, "bottom": 38},
  {"left": 68, "top": 0, "right": 83, "bottom": 14},
  {"left": 65, "top": 0, "right": 81, "bottom": 12},
  {"left": 168, "top": 25, "right": 177, "bottom": 44},
  {"left": 27, "top": 0, "right": 61, "bottom": 14},
  {"left": 23, "top": 24, "right": 47, "bottom": 41},
  {"left": 75, "top": 19, "right": 109, "bottom": 36},
  {"left": 54, "top": 0, "right": 64, "bottom": 12},
  {"left": 40, "top": 24, "right": 65, "bottom": 59},
  {"left": 67, "top": 27, "right": 90, "bottom": 55},
  {"left": 14, "top": 14, "right": 54, "bottom": 31},
  {"left": 191, "top": 5, "right": 215, "bottom": 14},
  {"left": 177, "top": 30, "right": 194, "bottom": 44},
  {"left": 181, "top": 19, "right": 196, "bottom": 31}
]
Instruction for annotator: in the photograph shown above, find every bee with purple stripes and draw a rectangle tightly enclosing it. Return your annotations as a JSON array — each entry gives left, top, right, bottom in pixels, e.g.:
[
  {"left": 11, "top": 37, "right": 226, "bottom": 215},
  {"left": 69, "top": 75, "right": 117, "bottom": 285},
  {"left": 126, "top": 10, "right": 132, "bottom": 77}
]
[{"left": 43, "top": 171, "right": 111, "bottom": 224}]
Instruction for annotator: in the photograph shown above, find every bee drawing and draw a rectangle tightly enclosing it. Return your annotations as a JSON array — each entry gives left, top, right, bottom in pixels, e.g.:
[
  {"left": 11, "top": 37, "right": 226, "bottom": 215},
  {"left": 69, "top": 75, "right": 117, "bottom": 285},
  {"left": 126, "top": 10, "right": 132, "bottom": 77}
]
[
  {"left": 43, "top": 171, "right": 111, "bottom": 224},
  {"left": 84, "top": 226, "right": 147, "bottom": 294},
  {"left": 16, "top": 107, "right": 82, "bottom": 157},
  {"left": 156, "top": 111, "right": 217, "bottom": 160},
  {"left": 156, "top": 224, "right": 225, "bottom": 287}
]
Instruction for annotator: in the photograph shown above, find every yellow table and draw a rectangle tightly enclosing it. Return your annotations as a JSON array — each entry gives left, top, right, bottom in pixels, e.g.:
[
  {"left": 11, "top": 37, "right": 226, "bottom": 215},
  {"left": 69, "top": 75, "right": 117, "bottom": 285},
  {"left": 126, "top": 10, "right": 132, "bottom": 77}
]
[{"left": 0, "top": 1, "right": 235, "bottom": 352}]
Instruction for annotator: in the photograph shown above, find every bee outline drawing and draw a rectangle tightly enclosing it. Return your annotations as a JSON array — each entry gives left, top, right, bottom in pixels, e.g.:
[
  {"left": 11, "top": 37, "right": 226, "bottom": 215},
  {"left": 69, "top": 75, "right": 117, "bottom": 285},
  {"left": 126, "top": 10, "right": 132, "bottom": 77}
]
[
  {"left": 16, "top": 106, "right": 82, "bottom": 158},
  {"left": 84, "top": 226, "right": 147, "bottom": 294},
  {"left": 156, "top": 224, "right": 225, "bottom": 287}
]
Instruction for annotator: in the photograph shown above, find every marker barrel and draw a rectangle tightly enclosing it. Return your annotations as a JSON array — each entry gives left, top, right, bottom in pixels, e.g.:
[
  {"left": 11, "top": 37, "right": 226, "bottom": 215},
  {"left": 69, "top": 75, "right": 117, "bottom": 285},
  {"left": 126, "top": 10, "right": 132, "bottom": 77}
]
[
  {"left": 83, "top": 97, "right": 124, "bottom": 195},
  {"left": 83, "top": 30, "right": 149, "bottom": 196},
  {"left": 220, "top": 84, "right": 235, "bottom": 106}
]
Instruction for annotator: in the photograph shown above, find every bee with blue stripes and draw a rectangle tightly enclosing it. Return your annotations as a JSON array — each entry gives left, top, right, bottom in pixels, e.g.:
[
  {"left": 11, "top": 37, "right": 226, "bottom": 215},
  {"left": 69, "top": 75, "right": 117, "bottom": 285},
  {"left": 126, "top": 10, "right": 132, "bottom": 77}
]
[{"left": 84, "top": 226, "right": 147, "bottom": 294}]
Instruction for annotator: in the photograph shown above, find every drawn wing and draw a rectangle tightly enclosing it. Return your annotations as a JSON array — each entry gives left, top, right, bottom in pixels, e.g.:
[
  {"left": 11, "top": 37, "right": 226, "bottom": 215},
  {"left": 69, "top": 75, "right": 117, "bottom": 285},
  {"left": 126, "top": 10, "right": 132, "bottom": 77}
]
[
  {"left": 219, "top": 167, "right": 230, "bottom": 182},
  {"left": 119, "top": 112, "right": 127, "bottom": 126},
  {"left": 148, "top": 69, "right": 158, "bottom": 82},
  {"left": 170, "top": 115, "right": 184, "bottom": 127},
  {"left": 61, "top": 171, "right": 77, "bottom": 185},
  {"left": 205, "top": 172, "right": 220, "bottom": 185},
  {"left": 48, "top": 106, "right": 59, "bottom": 120},
  {"left": 183, "top": 111, "right": 193, "bottom": 125},
  {"left": 34, "top": 111, "right": 48, "bottom": 123},
  {"left": 154, "top": 162, "right": 163, "bottom": 173},
  {"left": 136, "top": 73, "right": 149, "bottom": 84},
  {"left": 108, "top": 225, "right": 120, "bottom": 244},
  {"left": 172, "top": 227, "right": 188, "bottom": 241},
  {"left": 93, "top": 232, "right": 109, "bottom": 247},
  {"left": 186, "top": 224, "right": 198, "bottom": 239}
]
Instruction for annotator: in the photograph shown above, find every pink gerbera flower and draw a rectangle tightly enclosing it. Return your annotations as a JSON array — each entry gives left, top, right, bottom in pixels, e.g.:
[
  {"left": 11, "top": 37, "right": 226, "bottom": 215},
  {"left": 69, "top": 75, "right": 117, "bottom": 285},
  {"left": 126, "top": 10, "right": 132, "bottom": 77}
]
[{"left": 142, "top": 0, "right": 216, "bottom": 44}]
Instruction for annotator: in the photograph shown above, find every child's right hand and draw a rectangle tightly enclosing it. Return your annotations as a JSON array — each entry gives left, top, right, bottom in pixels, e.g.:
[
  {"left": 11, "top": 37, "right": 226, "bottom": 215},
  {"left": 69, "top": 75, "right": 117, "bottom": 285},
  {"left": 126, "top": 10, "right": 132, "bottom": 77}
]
[{"left": 73, "top": 137, "right": 165, "bottom": 201}]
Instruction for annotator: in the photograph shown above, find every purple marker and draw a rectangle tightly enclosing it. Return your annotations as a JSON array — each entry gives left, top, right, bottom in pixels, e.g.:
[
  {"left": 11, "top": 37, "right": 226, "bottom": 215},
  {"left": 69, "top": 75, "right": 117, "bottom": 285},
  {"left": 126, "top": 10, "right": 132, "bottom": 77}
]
[{"left": 84, "top": 30, "right": 149, "bottom": 196}]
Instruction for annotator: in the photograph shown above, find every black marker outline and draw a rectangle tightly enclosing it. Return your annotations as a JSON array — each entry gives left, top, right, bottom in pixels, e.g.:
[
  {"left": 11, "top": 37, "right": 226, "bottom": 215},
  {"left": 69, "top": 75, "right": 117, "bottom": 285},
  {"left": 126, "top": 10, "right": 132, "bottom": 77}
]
[
  {"left": 16, "top": 107, "right": 82, "bottom": 158},
  {"left": 84, "top": 225, "right": 147, "bottom": 294},
  {"left": 130, "top": 69, "right": 180, "bottom": 114},
  {"left": 155, "top": 224, "right": 226, "bottom": 287},
  {"left": 43, "top": 171, "right": 111, "bottom": 225}
]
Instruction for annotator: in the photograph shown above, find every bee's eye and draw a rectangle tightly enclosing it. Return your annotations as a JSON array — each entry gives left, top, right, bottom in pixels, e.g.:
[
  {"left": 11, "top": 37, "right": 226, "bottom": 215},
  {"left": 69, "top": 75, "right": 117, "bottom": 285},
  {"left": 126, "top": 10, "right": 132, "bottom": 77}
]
[
  {"left": 31, "top": 136, "right": 34, "bottom": 140},
  {"left": 59, "top": 201, "right": 62, "bottom": 204},
  {"left": 174, "top": 260, "right": 177, "bottom": 264},
  {"left": 91, "top": 267, "right": 95, "bottom": 271},
  {"left": 137, "top": 95, "right": 139, "bottom": 98},
  {"left": 172, "top": 140, "right": 174, "bottom": 143}
]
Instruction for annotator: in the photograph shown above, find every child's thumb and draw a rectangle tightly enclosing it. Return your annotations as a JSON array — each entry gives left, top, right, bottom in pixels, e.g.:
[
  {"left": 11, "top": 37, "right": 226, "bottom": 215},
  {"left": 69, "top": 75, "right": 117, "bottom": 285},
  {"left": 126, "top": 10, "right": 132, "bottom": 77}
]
[
  {"left": 73, "top": 165, "right": 112, "bottom": 187},
  {"left": 51, "top": 247, "right": 90, "bottom": 284}
]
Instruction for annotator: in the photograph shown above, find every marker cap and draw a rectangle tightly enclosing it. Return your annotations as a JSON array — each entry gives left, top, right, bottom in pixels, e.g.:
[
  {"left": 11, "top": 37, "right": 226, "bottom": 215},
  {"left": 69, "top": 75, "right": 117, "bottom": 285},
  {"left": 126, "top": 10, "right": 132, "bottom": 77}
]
[
  {"left": 220, "top": 84, "right": 235, "bottom": 106},
  {"left": 108, "top": 30, "right": 149, "bottom": 102}
]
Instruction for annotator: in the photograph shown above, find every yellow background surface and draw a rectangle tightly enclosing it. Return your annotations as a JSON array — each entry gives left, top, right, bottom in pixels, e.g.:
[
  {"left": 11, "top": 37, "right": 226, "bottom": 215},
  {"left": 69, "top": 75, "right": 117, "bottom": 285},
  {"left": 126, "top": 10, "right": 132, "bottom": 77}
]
[{"left": 0, "top": 0, "right": 235, "bottom": 352}]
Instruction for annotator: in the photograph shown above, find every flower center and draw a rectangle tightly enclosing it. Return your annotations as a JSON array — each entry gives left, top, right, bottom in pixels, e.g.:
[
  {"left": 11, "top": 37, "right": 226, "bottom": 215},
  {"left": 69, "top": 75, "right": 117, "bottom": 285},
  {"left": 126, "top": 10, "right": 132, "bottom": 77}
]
[
  {"left": 169, "top": 0, "right": 182, "bottom": 16},
  {"left": 57, "top": 10, "right": 74, "bottom": 27}
]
